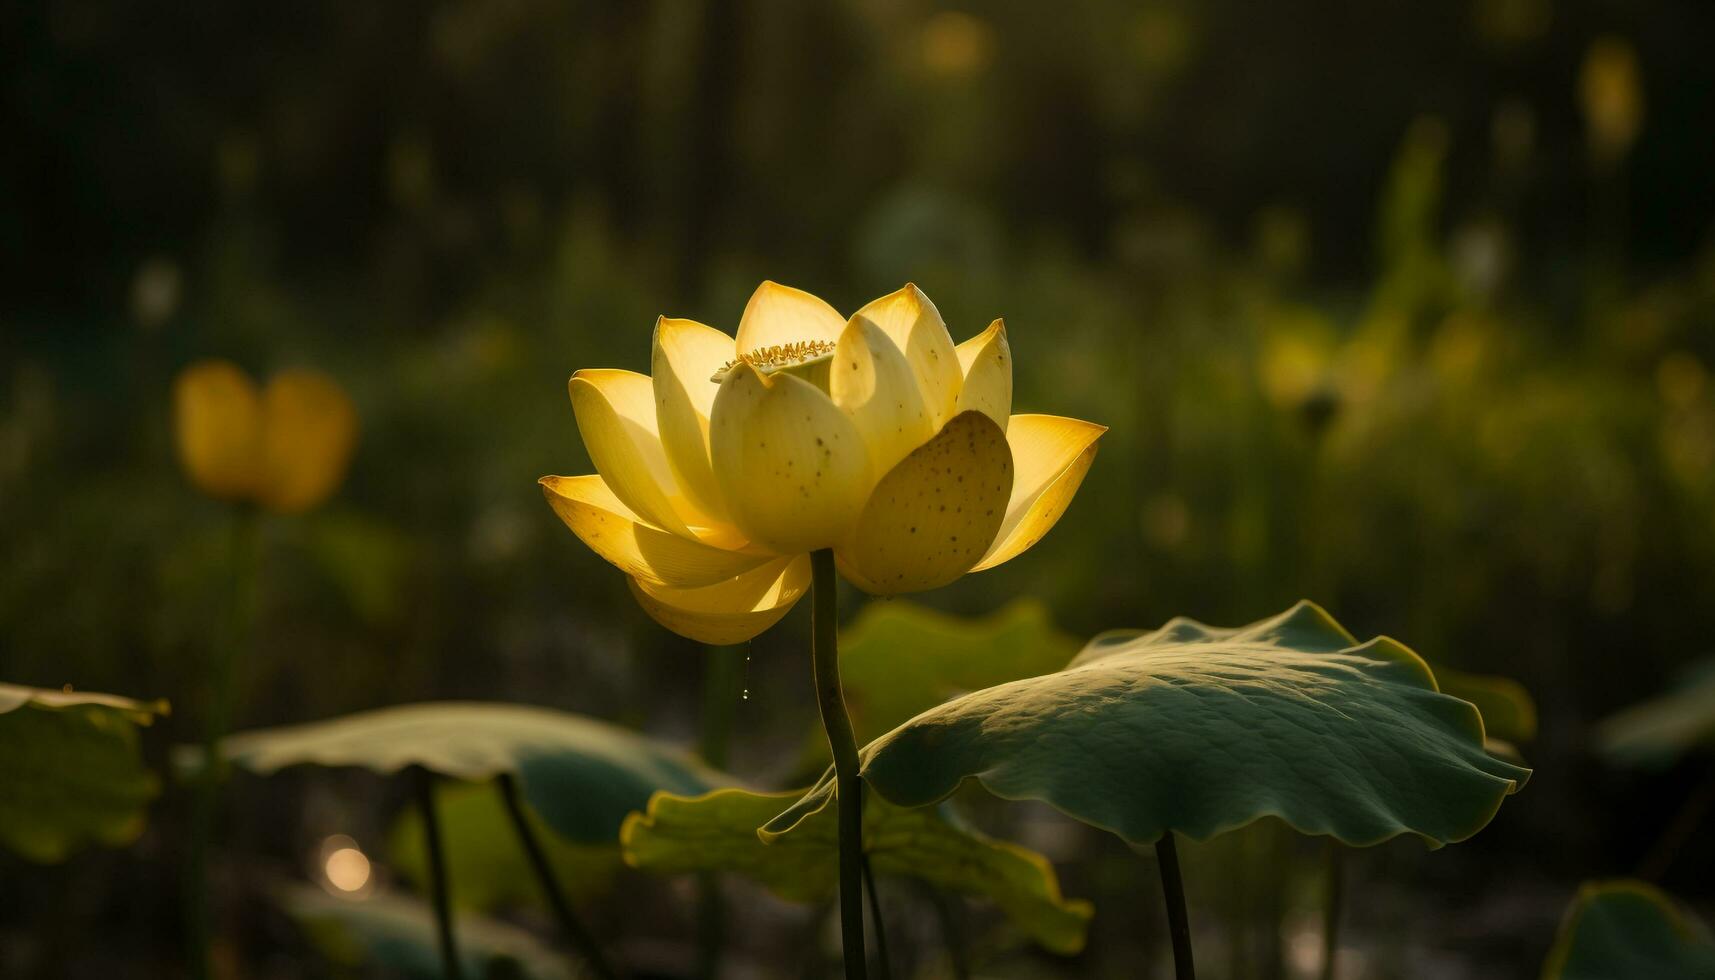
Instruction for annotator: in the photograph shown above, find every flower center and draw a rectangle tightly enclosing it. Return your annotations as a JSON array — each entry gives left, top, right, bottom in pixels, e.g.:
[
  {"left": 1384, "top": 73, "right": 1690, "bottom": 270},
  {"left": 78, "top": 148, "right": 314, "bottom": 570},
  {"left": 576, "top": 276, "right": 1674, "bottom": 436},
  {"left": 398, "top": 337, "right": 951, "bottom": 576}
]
[{"left": 711, "top": 340, "right": 838, "bottom": 384}]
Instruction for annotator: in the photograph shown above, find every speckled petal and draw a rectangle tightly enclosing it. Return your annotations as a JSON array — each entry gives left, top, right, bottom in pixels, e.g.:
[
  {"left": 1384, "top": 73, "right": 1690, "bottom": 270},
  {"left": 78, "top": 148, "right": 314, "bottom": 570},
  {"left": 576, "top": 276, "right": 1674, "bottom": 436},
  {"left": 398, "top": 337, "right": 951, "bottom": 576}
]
[
  {"left": 628, "top": 556, "right": 810, "bottom": 645},
  {"left": 540, "top": 474, "right": 770, "bottom": 588},
  {"left": 851, "top": 284, "right": 963, "bottom": 427},
  {"left": 709, "top": 363, "right": 873, "bottom": 553},
  {"left": 971, "top": 414, "right": 1104, "bottom": 572},
  {"left": 836, "top": 411, "right": 1013, "bottom": 595},
  {"left": 830, "top": 315, "right": 935, "bottom": 478},
  {"left": 953, "top": 319, "right": 1012, "bottom": 432},
  {"left": 734, "top": 281, "right": 846, "bottom": 355}
]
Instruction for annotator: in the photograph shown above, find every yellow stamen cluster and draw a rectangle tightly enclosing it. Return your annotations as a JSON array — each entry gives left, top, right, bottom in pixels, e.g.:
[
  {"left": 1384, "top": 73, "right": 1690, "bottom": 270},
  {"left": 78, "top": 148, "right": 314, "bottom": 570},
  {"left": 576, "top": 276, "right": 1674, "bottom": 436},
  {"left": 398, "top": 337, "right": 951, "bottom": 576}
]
[{"left": 712, "top": 340, "right": 839, "bottom": 382}]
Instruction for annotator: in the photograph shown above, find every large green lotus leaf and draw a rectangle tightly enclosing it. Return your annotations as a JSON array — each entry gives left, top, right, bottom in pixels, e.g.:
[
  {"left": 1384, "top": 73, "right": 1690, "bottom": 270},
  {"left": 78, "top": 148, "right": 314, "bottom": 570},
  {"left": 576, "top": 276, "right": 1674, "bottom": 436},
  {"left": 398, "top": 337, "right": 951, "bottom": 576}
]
[
  {"left": 1541, "top": 880, "right": 1715, "bottom": 979},
  {"left": 274, "top": 882, "right": 573, "bottom": 979},
  {"left": 1597, "top": 659, "right": 1715, "bottom": 766},
  {"left": 213, "top": 702, "right": 724, "bottom": 843},
  {"left": 0, "top": 683, "right": 168, "bottom": 862},
  {"left": 622, "top": 787, "right": 1092, "bottom": 955},
  {"left": 768, "top": 602, "right": 1529, "bottom": 848},
  {"left": 837, "top": 599, "right": 1080, "bottom": 746},
  {"left": 390, "top": 780, "right": 619, "bottom": 910},
  {"left": 1433, "top": 664, "right": 1537, "bottom": 743}
]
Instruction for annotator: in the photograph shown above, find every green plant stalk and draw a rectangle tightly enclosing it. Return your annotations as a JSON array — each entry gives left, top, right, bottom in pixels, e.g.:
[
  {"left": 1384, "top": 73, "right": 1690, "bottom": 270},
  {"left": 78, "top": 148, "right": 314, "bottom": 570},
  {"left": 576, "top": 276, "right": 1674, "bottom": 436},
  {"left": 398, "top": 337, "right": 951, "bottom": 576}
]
[
  {"left": 184, "top": 504, "right": 260, "bottom": 980},
  {"left": 810, "top": 549, "right": 867, "bottom": 979},
  {"left": 417, "top": 768, "right": 464, "bottom": 980},
  {"left": 1321, "top": 842, "right": 1343, "bottom": 980},
  {"left": 495, "top": 774, "right": 617, "bottom": 979},
  {"left": 1156, "top": 833, "right": 1196, "bottom": 980},
  {"left": 861, "top": 851, "right": 891, "bottom": 980}
]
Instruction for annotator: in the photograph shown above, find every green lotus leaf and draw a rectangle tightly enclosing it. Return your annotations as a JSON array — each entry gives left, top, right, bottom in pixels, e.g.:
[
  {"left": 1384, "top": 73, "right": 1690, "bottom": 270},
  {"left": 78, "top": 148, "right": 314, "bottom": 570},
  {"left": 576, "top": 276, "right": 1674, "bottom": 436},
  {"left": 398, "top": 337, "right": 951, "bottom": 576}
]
[
  {"left": 208, "top": 702, "right": 724, "bottom": 843},
  {"left": 274, "top": 881, "right": 573, "bottom": 979},
  {"left": 1597, "top": 659, "right": 1715, "bottom": 766},
  {"left": 0, "top": 683, "right": 168, "bottom": 862},
  {"left": 390, "top": 780, "right": 619, "bottom": 910},
  {"left": 621, "top": 787, "right": 1092, "bottom": 955},
  {"left": 838, "top": 598, "right": 1080, "bottom": 747},
  {"left": 768, "top": 601, "right": 1529, "bottom": 848},
  {"left": 1541, "top": 879, "right": 1715, "bottom": 979},
  {"left": 1434, "top": 664, "right": 1537, "bottom": 743}
]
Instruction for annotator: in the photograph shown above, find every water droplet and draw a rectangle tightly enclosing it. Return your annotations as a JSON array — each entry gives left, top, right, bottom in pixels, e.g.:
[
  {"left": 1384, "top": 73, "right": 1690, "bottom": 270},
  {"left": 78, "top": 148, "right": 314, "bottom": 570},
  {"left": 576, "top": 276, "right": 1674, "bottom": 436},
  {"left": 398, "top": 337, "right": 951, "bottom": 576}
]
[{"left": 739, "top": 643, "right": 753, "bottom": 703}]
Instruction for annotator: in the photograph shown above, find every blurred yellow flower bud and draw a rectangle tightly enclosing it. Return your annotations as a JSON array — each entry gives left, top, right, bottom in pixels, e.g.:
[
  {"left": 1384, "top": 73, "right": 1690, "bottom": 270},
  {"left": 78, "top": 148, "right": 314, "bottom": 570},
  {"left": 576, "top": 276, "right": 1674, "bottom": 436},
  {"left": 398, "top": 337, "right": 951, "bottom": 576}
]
[
  {"left": 173, "top": 360, "right": 264, "bottom": 502},
  {"left": 173, "top": 360, "right": 358, "bottom": 513}
]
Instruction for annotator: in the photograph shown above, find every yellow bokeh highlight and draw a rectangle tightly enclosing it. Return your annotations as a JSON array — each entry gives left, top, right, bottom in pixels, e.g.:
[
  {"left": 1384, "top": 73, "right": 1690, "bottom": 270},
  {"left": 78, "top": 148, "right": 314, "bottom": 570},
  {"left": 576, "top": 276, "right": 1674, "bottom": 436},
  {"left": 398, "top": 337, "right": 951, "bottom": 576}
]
[{"left": 1579, "top": 36, "right": 1643, "bottom": 166}]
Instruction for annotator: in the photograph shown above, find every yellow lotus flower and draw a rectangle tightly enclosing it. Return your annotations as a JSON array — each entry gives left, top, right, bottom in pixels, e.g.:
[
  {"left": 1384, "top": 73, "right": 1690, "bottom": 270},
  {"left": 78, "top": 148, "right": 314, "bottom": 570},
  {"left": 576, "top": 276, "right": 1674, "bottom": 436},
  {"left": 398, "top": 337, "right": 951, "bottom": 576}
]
[
  {"left": 541, "top": 282, "right": 1105, "bottom": 644},
  {"left": 173, "top": 359, "right": 359, "bottom": 513}
]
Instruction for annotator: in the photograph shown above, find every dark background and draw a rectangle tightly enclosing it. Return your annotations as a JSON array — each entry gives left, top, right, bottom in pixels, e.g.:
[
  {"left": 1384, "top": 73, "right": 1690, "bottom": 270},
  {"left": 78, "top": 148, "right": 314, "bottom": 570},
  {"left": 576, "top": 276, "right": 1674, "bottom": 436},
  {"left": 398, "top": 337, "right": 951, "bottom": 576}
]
[{"left": 4, "top": 0, "right": 1715, "bottom": 976}]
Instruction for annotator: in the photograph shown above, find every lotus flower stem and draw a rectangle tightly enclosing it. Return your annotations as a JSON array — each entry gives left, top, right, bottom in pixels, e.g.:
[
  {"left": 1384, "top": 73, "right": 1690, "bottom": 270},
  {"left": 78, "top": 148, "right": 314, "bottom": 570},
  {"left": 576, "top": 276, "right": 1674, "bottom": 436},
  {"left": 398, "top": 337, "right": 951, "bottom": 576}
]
[
  {"left": 1155, "top": 833, "right": 1196, "bottom": 980},
  {"left": 1321, "top": 842, "right": 1343, "bottom": 980},
  {"left": 809, "top": 548, "right": 867, "bottom": 979},
  {"left": 861, "top": 851, "right": 891, "bottom": 980},
  {"left": 184, "top": 503, "right": 259, "bottom": 980},
  {"left": 495, "top": 774, "right": 618, "bottom": 980},
  {"left": 415, "top": 768, "right": 464, "bottom": 980}
]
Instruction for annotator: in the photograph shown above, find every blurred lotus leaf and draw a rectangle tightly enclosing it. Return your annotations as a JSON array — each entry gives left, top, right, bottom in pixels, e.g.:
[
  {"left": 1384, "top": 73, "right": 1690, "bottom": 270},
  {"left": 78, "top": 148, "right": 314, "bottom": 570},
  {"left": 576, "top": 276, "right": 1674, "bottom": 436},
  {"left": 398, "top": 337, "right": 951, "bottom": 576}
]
[
  {"left": 274, "top": 881, "right": 572, "bottom": 979},
  {"left": 201, "top": 702, "right": 725, "bottom": 843},
  {"left": 1596, "top": 659, "right": 1715, "bottom": 766},
  {"left": 0, "top": 683, "right": 168, "bottom": 862},
  {"left": 389, "top": 780, "right": 619, "bottom": 911},
  {"left": 1434, "top": 664, "right": 1538, "bottom": 743},
  {"left": 768, "top": 601, "right": 1529, "bottom": 849},
  {"left": 172, "top": 359, "right": 359, "bottom": 514},
  {"left": 622, "top": 787, "right": 1092, "bottom": 955},
  {"left": 837, "top": 598, "right": 1080, "bottom": 747},
  {"left": 1541, "top": 880, "right": 1715, "bottom": 979}
]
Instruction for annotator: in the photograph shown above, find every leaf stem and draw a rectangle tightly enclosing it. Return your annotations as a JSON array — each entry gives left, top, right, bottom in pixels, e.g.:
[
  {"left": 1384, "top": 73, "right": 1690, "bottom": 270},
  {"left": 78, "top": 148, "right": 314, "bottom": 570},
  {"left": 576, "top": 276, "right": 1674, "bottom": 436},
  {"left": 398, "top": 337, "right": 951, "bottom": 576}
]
[
  {"left": 1321, "top": 842, "right": 1343, "bottom": 980},
  {"left": 416, "top": 767, "right": 464, "bottom": 980},
  {"left": 810, "top": 548, "right": 867, "bottom": 979},
  {"left": 861, "top": 850, "right": 891, "bottom": 980},
  {"left": 1156, "top": 832, "right": 1196, "bottom": 980},
  {"left": 495, "top": 774, "right": 617, "bottom": 979},
  {"left": 184, "top": 504, "right": 260, "bottom": 980}
]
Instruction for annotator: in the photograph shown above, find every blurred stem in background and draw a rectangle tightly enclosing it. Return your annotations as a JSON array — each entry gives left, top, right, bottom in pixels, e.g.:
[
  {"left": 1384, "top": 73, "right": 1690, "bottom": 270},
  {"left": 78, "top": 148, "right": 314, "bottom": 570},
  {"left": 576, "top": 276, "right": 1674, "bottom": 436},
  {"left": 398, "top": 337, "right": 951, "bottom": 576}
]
[
  {"left": 496, "top": 773, "right": 617, "bottom": 979},
  {"left": 671, "top": 0, "right": 739, "bottom": 302},
  {"left": 1156, "top": 833, "right": 1196, "bottom": 980},
  {"left": 1321, "top": 843, "right": 1344, "bottom": 980},
  {"left": 184, "top": 504, "right": 260, "bottom": 980},
  {"left": 810, "top": 549, "right": 867, "bottom": 979},
  {"left": 696, "top": 644, "right": 746, "bottom": 979},
  {"left": 860, "top": 854, "right": 890, "bottom": 980},
  {"left": 415, "top": 768, "right": 463, "bottom": 980},
  {"left": 1638, "top": 761, "right": 1715, "bottom": 882}
]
